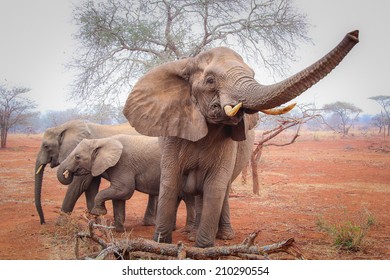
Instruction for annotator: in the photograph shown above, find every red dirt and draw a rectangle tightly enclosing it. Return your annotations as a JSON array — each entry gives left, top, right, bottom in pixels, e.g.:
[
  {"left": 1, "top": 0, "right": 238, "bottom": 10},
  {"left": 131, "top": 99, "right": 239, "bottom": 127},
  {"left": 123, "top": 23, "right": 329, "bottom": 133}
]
[{"left": 0, "top": 132, "right": 389, "bottom": 259}]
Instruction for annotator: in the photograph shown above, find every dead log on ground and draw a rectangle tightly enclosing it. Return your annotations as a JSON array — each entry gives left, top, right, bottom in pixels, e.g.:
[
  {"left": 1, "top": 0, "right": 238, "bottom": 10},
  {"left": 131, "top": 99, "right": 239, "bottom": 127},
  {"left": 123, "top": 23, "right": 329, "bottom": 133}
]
[{"left": 75, "top": 221, "right": 305, "bottom": 260}]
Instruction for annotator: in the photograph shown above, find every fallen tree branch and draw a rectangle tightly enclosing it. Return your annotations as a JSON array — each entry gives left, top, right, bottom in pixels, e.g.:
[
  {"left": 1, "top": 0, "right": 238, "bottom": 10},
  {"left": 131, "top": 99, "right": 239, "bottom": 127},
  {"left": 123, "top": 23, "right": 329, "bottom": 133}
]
[{"left": 75, "top": 221, "right": 305, "bottom": 260}]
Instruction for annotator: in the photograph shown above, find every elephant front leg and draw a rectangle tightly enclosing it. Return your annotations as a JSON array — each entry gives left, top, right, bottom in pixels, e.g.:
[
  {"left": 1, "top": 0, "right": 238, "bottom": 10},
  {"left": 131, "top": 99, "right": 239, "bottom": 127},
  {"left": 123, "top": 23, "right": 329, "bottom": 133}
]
[
  {"left": 195, "top": 185, "right": 227, "bottom": 248},
  {"left": 216, "top": 185, "right": 235, "bottom": 240},
  {"left": 61, "top": 175, "right": 93, "bottom": 214},
  {"left": 91, "top": 179, "right": 135, "bottom": 216},
  {"left": 153, "top": 173, "right": 181, "bottom": 243}
]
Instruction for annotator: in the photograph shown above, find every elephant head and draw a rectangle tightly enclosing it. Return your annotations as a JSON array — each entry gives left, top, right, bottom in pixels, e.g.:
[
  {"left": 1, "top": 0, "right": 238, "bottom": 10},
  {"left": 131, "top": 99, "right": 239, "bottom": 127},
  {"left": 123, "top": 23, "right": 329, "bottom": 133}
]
[
  {"left": 123, "top": 31, "right": 359, "bottom": 140},
  {"left": 57, "top": 138, "right": 123, "bottom": 185},
  {"left": 34, "top": 120, "right": 91, "bottom": 224}
]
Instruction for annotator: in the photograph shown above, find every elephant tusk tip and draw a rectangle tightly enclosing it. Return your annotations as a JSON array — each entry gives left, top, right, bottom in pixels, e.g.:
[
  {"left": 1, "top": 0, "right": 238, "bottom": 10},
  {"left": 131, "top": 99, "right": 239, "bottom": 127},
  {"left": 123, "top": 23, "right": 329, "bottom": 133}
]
[
  {"left": 63, "top": 170, "right": 70, "bottom": 179},
  {"left": 261, "top": 102, "right": 297, "bottom": 115},
  {"left": 224, "top": 102, "right": 243, "bottom": 117},
  {"left": 36, "top": 165, "right": 44, "bottom": 175}
]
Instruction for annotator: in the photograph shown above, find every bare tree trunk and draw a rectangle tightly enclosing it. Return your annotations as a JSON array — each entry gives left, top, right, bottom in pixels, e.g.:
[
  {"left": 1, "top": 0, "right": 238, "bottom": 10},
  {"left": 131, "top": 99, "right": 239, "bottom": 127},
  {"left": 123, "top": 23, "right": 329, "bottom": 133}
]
[
  {"left": 251, "top": 145, "right": 263, "bottom": 195},
  {"left": 241, "top": 163, "right": 248, "bottom": 186},
  {"left": 0, "top": 126, "right": 7, "bottom": 148},
  {"left": 248, "top": 110, "right": 320, "bottom": 194}
]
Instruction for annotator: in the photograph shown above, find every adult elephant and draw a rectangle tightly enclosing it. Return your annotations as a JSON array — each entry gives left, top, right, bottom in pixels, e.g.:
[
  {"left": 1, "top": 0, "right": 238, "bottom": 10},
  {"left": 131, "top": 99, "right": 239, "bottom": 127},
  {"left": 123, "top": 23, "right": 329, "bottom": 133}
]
[
  {"left": 123, "top": 31, "right": 359, "bottom": 248},
  {"left": 34, "top": 119, "right": 141, "bottom": 225}
]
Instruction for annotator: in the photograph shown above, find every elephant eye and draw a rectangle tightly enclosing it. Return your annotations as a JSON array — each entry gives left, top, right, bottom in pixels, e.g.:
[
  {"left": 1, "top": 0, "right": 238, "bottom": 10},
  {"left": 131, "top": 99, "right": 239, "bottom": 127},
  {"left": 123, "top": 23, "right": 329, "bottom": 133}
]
[
  {"left": 75, "top": 154, "right": 81, "bottom": 160},
  {"left": 206, "top": 76, "right": 215, "bottom": 84}
]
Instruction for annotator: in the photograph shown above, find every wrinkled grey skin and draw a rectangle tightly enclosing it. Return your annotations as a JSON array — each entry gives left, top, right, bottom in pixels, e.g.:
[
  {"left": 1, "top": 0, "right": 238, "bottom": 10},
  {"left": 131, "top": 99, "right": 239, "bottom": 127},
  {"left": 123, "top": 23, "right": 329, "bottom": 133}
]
[
  {"left": 57, "top": 135, "right": 195, "bottom": 232},
  {"left": 33, "top": 120, "right": 149, "bottom": 224},
  {"left": 123, "top": 31, "right": 359, "bottom": 247},
  {"left": 187, "top": 128, "right": 255, "bottom": 241}
]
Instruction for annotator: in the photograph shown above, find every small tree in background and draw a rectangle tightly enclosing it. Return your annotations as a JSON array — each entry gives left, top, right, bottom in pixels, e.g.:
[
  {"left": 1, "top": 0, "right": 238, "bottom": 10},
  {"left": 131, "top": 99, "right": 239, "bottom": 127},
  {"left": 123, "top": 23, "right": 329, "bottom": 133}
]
[
  {"left": 0, "top": 84, "right": 37, "bottom": 148},
  {"left": 322, "top": 101, "right": 362, "bottom": 136},
  {"left": 369, "top": 95, "right": 390, "bottom": 136},
  {"left": 371, "top": 113, "right": 387, "bottom": 135}
]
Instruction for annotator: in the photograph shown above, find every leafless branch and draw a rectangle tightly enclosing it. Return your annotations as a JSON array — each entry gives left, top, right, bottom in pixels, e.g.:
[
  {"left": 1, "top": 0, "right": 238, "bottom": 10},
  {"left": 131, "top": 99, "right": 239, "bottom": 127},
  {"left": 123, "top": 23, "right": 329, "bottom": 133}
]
[
  {"left": 69, "top": 0, "right": 310, "bottom": 107},
  {"left": 244, "top": 105, "right": 322, "bottom": 194}
]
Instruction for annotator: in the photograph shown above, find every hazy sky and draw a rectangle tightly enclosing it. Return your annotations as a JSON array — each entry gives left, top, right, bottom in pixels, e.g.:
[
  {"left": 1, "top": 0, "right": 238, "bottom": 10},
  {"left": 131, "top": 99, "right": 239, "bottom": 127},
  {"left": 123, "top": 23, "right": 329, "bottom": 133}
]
[{"left": 0, "top": 0, "right": 389, "bottom": 115}]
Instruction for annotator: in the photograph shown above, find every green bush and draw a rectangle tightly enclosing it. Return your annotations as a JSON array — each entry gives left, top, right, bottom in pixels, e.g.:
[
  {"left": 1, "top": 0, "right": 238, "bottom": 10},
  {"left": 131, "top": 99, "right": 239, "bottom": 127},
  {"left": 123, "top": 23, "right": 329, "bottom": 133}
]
[{"left": 316, "top": 210, "right": 375, "bottom": 252}]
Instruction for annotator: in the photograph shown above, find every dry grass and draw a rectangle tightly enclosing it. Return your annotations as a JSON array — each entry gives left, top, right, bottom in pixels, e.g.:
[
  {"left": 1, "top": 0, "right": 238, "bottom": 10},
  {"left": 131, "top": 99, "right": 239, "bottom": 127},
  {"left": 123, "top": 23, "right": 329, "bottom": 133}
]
[{"left": 316, "top": 209, "right": 375, "bottom": 252}]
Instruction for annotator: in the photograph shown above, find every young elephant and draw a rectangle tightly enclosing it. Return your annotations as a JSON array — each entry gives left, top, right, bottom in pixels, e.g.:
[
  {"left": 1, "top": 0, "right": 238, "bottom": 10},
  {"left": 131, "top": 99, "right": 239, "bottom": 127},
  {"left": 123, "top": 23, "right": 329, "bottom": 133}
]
[{"left": 57, "top": 134, "right": 195, "bottom": 232}]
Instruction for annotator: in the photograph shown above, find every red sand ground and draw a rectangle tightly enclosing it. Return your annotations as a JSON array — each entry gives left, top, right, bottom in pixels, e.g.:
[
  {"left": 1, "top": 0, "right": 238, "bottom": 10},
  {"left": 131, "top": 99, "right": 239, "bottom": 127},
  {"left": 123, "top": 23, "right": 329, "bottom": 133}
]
[{"left": 0, "top": 132, "right": 389, "bottom": 259}]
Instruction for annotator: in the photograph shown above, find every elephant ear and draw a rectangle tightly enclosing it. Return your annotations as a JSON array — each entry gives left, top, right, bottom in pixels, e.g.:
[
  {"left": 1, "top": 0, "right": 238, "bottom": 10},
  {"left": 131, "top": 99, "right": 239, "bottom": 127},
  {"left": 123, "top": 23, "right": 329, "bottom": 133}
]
[
  {"left": 58, "top": 120, "right": 92, "bottom": 162},
  {"left": 91, "top": 138, "right": 123, "bottom": 177},
  {"left": 123, "top": 59, "right": 208, "bottom": 142}
]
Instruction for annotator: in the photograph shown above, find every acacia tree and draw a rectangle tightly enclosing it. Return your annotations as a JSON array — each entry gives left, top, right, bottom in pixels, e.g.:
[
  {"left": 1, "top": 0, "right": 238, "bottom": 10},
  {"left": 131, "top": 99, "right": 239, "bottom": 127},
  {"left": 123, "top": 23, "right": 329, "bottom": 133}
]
[
  {"left": 371, "top": 113, "right": 387, "bottom": 135},
  {"left": 70, "top": 0, "right": 309, "bottom": 106},
  {"left": 0, "top": 84, "right": 37, "bottom": 148},
  {"left": 369, "top": 95, "right": 390, "bottom": 136},
  {"left": 322, "top": 101, "right": 362, "bottom": 136}
]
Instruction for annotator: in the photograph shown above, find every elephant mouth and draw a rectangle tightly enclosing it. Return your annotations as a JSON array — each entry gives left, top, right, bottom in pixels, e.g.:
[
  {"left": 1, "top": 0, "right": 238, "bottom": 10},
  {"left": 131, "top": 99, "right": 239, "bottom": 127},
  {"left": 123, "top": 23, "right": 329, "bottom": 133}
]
[
  {"left": 49, "top": 157, "right": 60, "bottom": 168},
  {"left": 73, "top": 168, "right": 90, "bottom": 176},
  {"left": 226, "top": 108, "right": 245, "bottom": 125},
  {"left": 222, "top": 103, "right": 245, "bottom": 125}
]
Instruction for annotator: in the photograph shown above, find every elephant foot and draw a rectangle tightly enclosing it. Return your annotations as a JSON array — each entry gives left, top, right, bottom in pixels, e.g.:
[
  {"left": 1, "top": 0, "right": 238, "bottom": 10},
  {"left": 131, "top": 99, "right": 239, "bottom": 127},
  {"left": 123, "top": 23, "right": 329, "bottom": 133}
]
[
  {"left": 181, "top": 224, "right": 194, "bottom": 233},
  {"left": 216, "top": 226, "right": 235, "bottom": 240},
  {"left": 141, "top": 217, "right": 155, "bottom": 226},
  {"left": 153, "top": 231, "right": 172, "bottom": 244},
  {"left": 195, "top": 237, "right": 214, "bottom": 248},
  {"left": 90, "top": 205, "right": 107, "bottom": 216},
  {"left": 115, "top": 224, "right": 125, "bottom": 233},
  {"left": 187, "top": 228, "right": 197, "bottom": 242}
]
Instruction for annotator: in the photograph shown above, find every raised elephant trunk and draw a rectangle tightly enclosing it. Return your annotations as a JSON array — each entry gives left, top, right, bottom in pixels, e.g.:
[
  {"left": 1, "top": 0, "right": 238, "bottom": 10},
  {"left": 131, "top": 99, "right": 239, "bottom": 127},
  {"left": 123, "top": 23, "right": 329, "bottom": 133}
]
[
  {"left": 231, "top": 30, "right": 359, "bottom": 113},
  {"left": 34, "top": 157, "right": 46, "bottom": 224}
]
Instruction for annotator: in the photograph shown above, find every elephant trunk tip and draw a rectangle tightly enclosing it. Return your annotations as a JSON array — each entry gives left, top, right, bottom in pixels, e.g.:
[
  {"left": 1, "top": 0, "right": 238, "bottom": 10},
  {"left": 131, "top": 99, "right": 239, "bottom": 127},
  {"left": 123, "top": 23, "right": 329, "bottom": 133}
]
[{"left": 347, "top": 30, "right": 359, "bottom": 42}]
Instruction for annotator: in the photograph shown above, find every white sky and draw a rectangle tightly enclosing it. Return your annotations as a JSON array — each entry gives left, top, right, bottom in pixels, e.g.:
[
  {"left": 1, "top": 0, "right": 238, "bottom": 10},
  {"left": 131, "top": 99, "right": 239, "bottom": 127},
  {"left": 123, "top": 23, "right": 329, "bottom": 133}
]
[{"left": 0, "top": 0, "right": 389, "bottom": 115}]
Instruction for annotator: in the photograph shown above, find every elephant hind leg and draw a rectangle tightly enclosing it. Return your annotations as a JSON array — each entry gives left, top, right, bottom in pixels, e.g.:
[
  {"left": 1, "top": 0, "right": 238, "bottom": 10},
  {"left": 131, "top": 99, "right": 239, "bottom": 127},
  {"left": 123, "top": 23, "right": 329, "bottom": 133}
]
[
  {"left": 142, "top": 195, "right": 157, "bottom": 226},
  {"left": 182, "top": 193, "right": 196, "bottom": 233},
  {"left": 113, "top": 200, "right": 126, "bottom": 232}
]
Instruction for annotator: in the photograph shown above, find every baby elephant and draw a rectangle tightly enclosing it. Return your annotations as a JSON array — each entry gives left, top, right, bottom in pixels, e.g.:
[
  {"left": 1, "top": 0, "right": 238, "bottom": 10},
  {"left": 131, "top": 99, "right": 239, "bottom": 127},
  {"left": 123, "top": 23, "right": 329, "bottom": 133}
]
[{"left": 57, "top": 134, "right": 194, "bottom": 232}]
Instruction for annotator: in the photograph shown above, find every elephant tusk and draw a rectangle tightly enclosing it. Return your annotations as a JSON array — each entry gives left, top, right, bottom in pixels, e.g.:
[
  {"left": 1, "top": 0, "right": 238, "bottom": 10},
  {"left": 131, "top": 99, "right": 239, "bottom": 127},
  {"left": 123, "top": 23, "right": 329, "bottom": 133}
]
[
  {"left": 224, "top": 102, "right": 243, "bottom": 117},
  {"left": 36, "top": 164, "right": 44, "bottom": 175},
  {"left": 260, "top": 103, "right": 297, "bottom": 115},
  {"left": 63, "top": 170, "right": 70, "bottom": 179}
]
